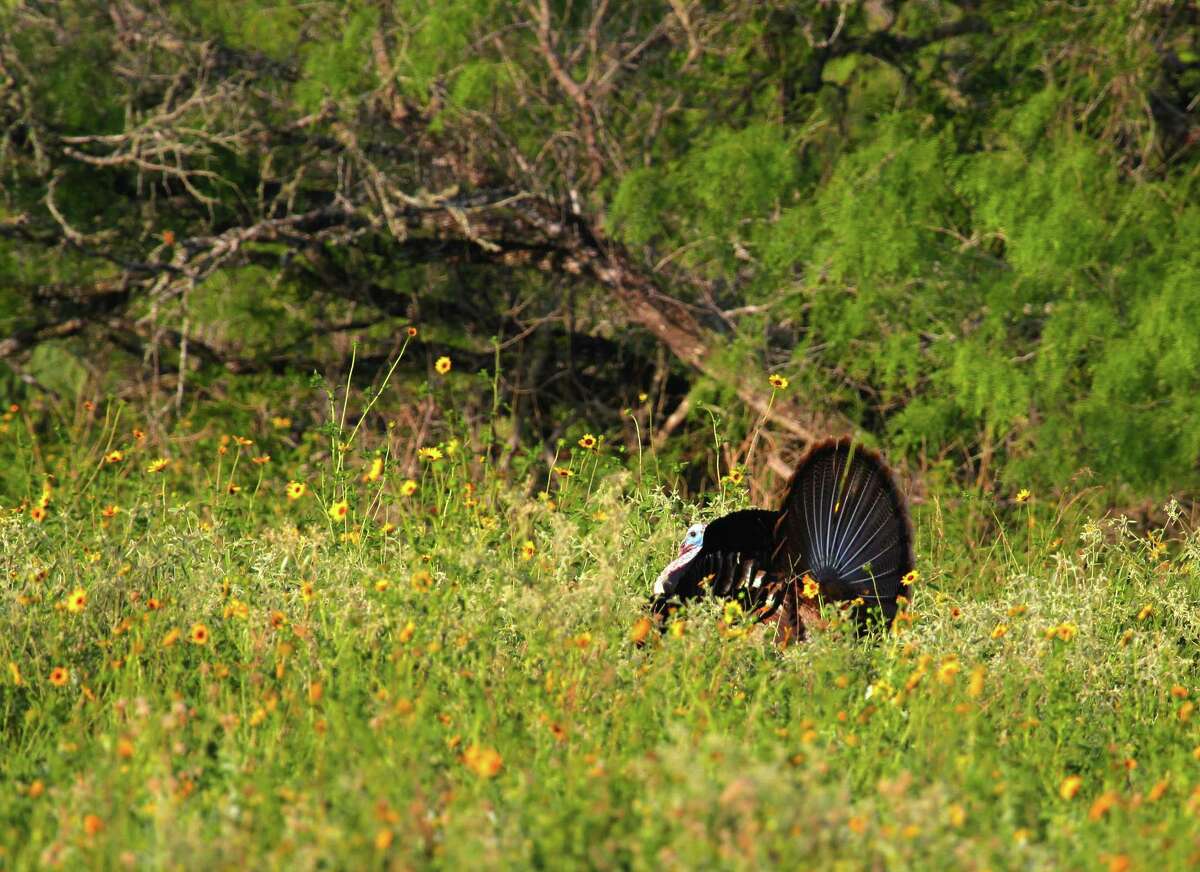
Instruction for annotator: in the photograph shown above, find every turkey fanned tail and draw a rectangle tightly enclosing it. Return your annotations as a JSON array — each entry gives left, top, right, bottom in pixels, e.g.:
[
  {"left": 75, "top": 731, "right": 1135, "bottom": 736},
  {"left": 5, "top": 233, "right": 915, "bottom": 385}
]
[{"left": 771, "top": 437, "right": 914, "bottom": 622}]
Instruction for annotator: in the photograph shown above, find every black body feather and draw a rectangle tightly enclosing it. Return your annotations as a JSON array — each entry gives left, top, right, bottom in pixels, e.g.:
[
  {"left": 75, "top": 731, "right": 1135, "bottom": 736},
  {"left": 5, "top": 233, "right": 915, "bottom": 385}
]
[
  {"left": 651, "top": 438, "right": 913, "bottom": 629},
  {"left": 651, "top": 509, "right": 776, "bottom": 617}
]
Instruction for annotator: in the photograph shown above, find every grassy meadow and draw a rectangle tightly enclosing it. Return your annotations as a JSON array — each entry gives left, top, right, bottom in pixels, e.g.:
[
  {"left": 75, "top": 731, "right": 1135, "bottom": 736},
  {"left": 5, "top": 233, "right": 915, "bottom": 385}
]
[{"left": 2, "top": 369, "right": 1200, "bottom": 871}]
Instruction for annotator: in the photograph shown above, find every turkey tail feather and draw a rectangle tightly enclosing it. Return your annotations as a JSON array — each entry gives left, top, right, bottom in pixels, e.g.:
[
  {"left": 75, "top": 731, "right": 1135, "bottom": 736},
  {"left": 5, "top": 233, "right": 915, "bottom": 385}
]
[{"left": 771, "top": 438, "right": 913, "bottom": 620}]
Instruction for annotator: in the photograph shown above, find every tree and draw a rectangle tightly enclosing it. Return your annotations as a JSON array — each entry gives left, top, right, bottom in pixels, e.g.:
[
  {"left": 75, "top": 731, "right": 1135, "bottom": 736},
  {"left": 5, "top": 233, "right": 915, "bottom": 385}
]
[{"left": 2, "top": 1, "right": 1198, "bottom": 495}]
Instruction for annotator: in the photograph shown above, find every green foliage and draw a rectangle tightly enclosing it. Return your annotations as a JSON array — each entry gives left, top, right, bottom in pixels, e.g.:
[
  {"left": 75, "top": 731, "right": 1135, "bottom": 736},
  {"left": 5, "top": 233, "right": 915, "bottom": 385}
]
[
  {"left": 295, "top": 6, "right": 379, "bottom": 111},
  {"left": 3, "top": 0, "right": 1200, "bottom": 501}
]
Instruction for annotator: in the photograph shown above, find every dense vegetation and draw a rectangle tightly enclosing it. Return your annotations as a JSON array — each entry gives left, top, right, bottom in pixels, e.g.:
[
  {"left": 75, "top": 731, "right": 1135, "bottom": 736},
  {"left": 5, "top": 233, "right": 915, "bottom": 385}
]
[
  {"left": 3, "top": 373, "right": 1200, "bottom": 868},
  {"left": 3, "top": 2, "right": 1200, "bottom": 867},
  {"left": 2, "top": 0, "right": 1198, "bottom": 503}
]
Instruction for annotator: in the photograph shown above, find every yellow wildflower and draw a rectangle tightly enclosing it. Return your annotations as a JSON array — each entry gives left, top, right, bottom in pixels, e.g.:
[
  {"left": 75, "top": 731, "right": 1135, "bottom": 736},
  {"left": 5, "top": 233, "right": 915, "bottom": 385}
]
[
  {"left": 723, "top": 601, "right": 745, "bottom": 625},
  {"left": 968, "top": 665, "right": 986, "bottom": 698},
  {"left": 519, "top": 540, "right": 536, "bottom": 561},
  {"left": 768, "top": 374, "right": 789, "bottom": 390},
  {"left": 1059, "top": 775, "right": 1082, "bottom": 800},
  {"left": 1089, "top": 791, "right": 1119, "bottom": 821},
  {"left": 146, "top": 458, "right": 169, "bottom": 474},
  {"left": 435, "top": 356, "right": 452, "bottom": 374},
  {"left": 418, "top": 446, "right": 443, "bottom": 462},
  {"left": 65, "top": 588, "right": 87, "bottom": 613},
  {"left": 1015, "top": 488, "right": 1031, "bottom": 503},
  {"left": 400, "top": 479, "right": 418, "bottom": 496},
  {"left": 463, "top": 744, "right": 502, "bottom": 778},
  {"left": 577, "top": 433, "right": 597, "bottom": 450},
  {"left": 328, "top": 499, "right": 349, "bottom": 521},
  {"left": 936, "top": 657, "right": 960, "bottom": 685},
  {"left": 285, "top": 481, "right": 307, "bottom": 501},
  {"left": 362, "top": 457, "right": 384, "bottom": 483}
]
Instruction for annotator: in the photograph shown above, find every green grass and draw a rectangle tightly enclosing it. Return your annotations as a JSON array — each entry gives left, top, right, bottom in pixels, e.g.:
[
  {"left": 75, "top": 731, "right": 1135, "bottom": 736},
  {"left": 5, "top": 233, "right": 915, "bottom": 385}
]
[{"left": 2, "top": 391, "right": 1200, "bottom": 870}]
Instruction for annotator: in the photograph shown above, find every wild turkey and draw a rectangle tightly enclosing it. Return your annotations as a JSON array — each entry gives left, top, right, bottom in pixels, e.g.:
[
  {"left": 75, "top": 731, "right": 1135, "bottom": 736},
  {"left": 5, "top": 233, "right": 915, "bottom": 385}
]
[{"left": 651, "top": 437, "right": 914, "bottom": 641}]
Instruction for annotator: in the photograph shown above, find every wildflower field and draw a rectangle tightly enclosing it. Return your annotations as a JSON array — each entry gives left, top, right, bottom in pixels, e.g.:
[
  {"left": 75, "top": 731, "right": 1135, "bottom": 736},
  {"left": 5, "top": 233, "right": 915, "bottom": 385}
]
[{"left": 2, "top": 372, "right": 1200, "bottom": 871}]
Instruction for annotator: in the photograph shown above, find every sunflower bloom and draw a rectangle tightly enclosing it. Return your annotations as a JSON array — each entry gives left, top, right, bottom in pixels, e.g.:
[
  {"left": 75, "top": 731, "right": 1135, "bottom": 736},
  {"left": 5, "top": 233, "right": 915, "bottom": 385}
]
[
  {"left": 49, "top": 666, "right": 68, "bottom": 687},
  {"left": 418, "top": 446, "right": 443, "bottom": 462},
  {"left": 577, "top": 433, "right": 597, "bottom": 450},
  {"left": 328, "top": 500, "right": 349, "bottom": 521},
  {"left": 520, "top": 540, "right": 536, "bottom": 561},
  {"left": 400, "top": 479, "right": 418, "bottom": 496},
  {"left": 768, "top": 373, "right": 789, "bottom": 390},
  {"left": 285, "top": 481, "right": 307, "bottom": 501},
  {"left": 65, "top": 588, "right": 87, "bottom": 613},
  {"left": 189, "top": 623, "right": 210, "bottom": 645},
  {"left": 146, "top": 458, "right": 169, "bottom": 474},
  {"left": 435, "top": 356, "right": 452, "bottom": 374},
  {"left": 104, "top": 450, "right": 124, "bottom": 464},
  {"left": 801, "top": 574, "right": 820, "bottom": 599}
]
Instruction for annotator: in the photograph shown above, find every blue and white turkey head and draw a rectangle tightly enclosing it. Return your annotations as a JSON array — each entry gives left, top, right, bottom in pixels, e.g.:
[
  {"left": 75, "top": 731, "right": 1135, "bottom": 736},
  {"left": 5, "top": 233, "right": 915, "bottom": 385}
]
[{"left": 652, "top": 522, "right": 705, "bottom": 597}]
